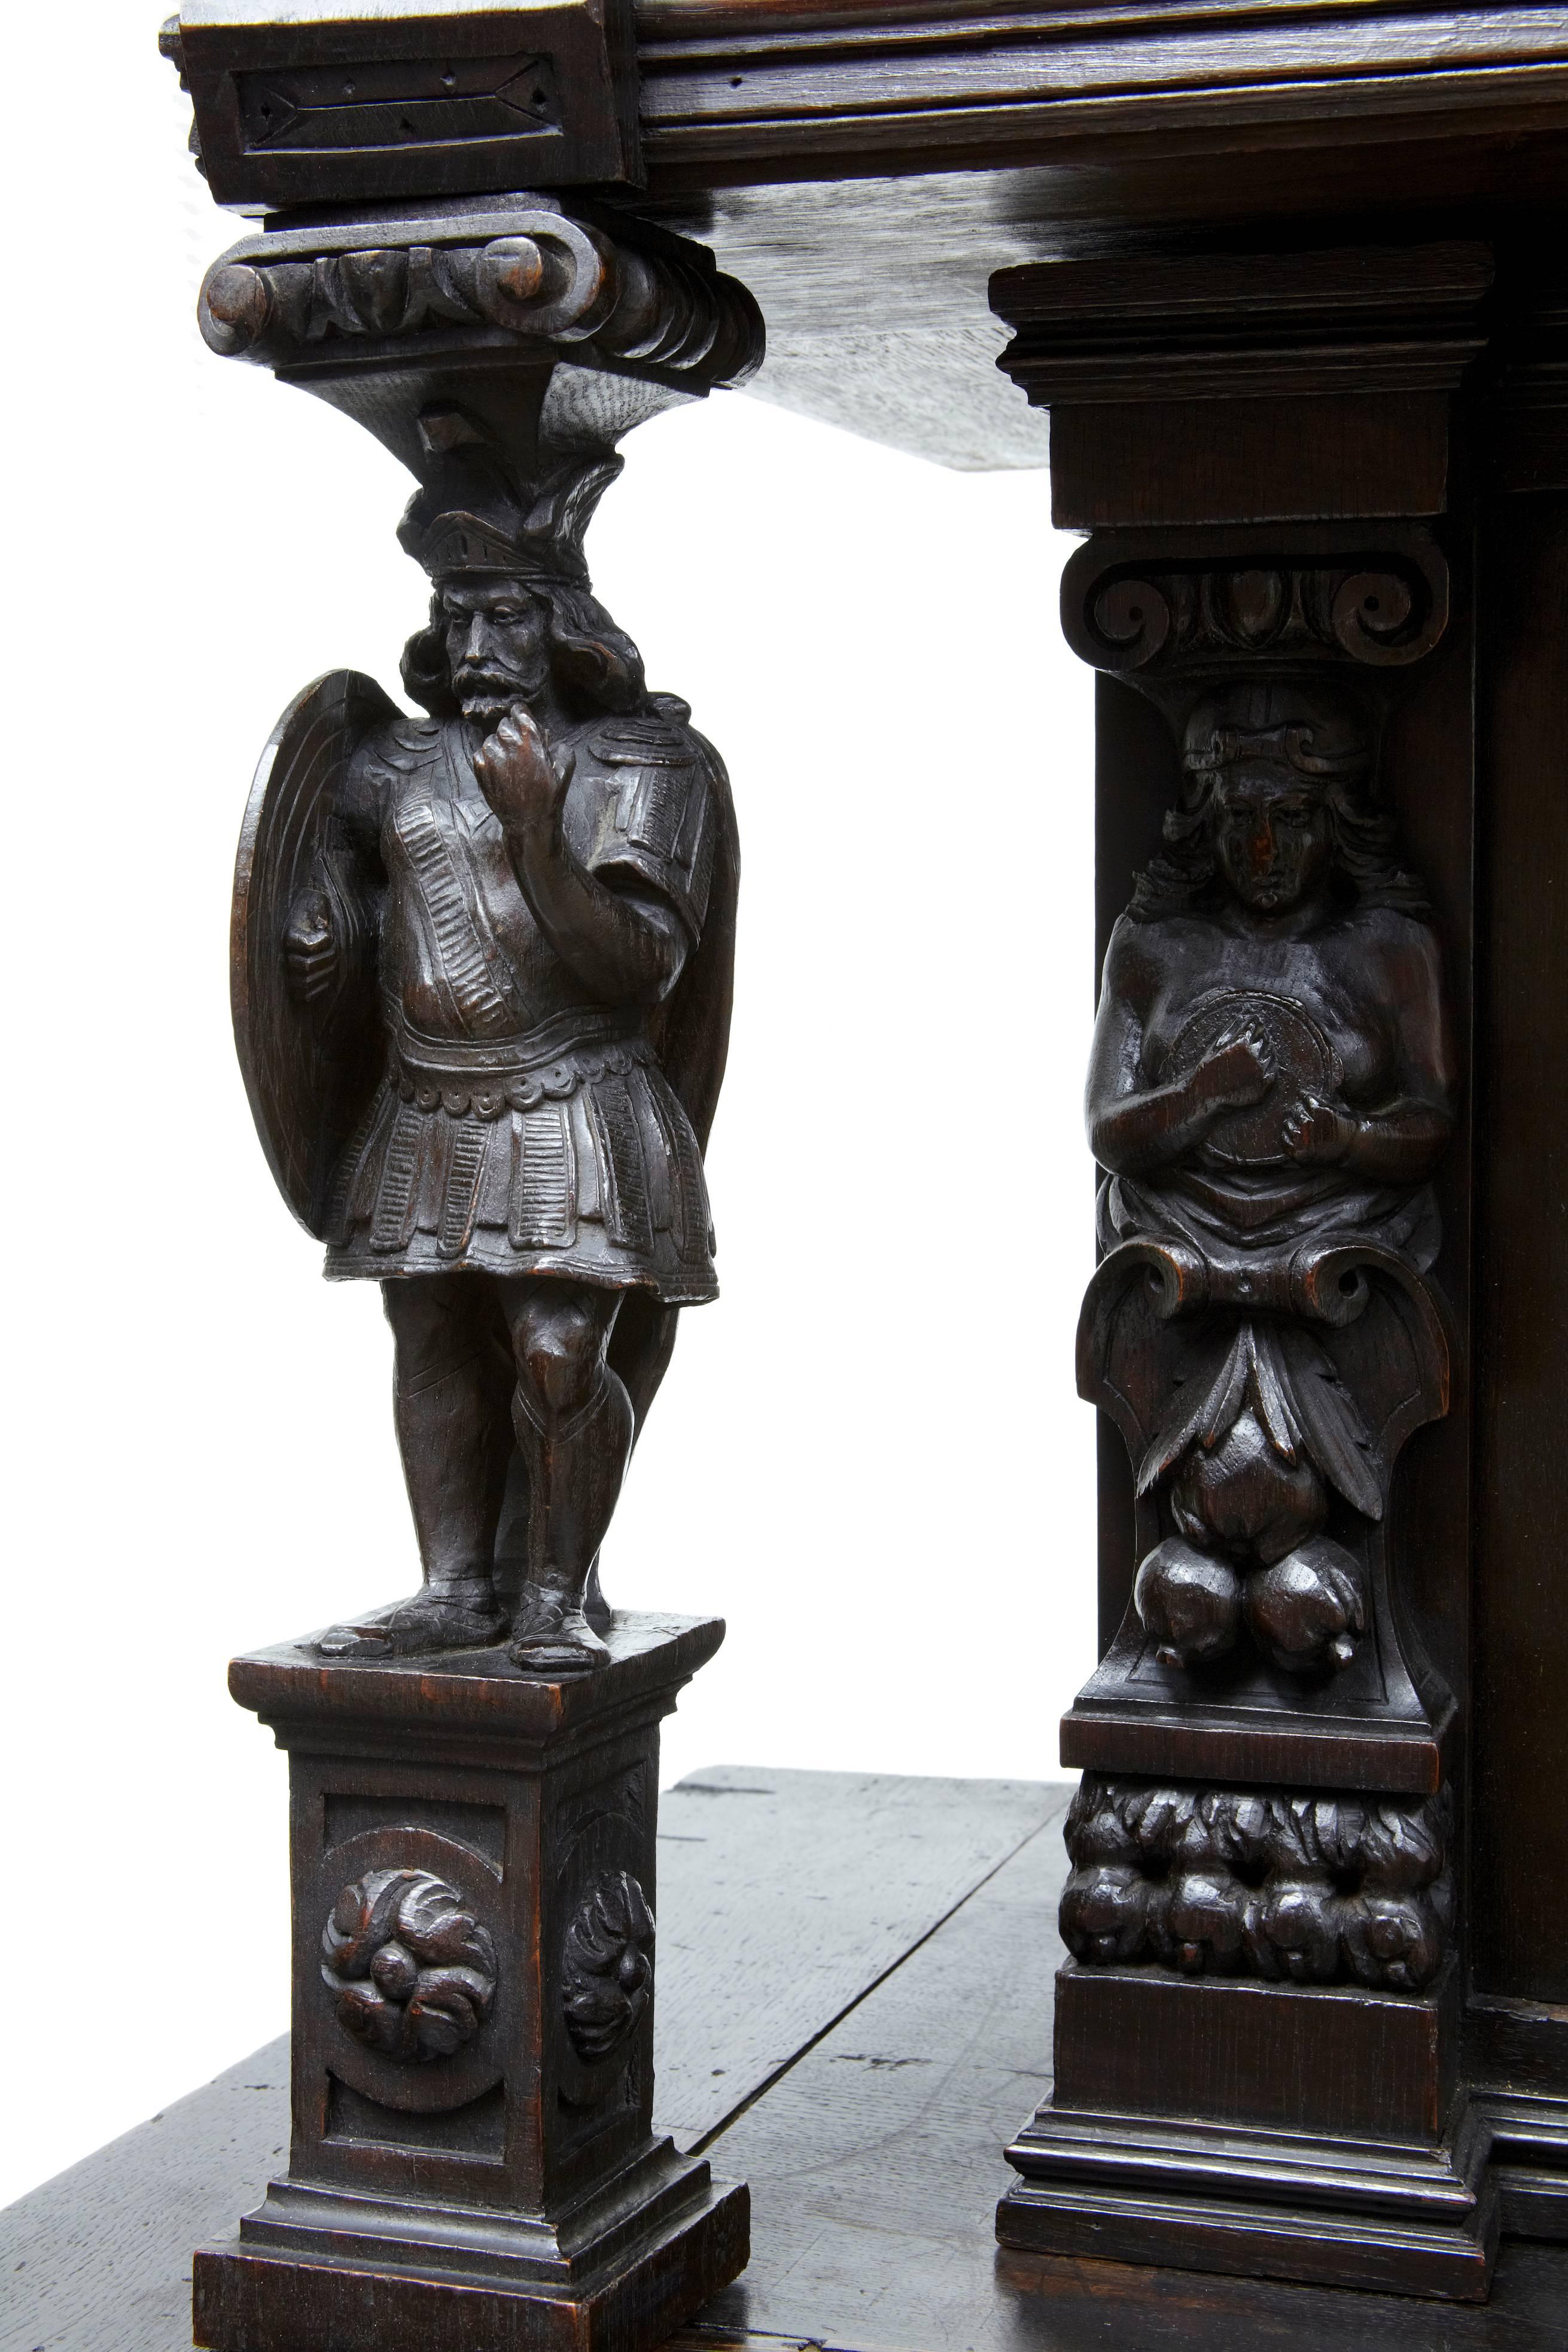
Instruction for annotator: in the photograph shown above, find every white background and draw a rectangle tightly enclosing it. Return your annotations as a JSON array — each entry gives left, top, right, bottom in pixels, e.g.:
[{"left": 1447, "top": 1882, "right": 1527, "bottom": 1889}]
[{"left": 0, "top": 5, "right": 1098, "bottom": 2206}]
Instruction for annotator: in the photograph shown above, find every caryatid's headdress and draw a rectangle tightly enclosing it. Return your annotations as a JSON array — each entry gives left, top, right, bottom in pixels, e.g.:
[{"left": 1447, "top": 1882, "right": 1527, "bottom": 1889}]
[
  {"left": 396, "top": 406, "right": 620, "bottom": 588},
  {"left": 1182, "top": 680, "right": 1371, "bottom": 786}
]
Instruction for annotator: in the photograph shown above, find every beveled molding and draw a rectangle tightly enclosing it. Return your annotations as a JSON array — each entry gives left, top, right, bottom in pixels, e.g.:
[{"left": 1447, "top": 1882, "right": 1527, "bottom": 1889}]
[
  {"left": 991, "top": 241, "right": 1494, "bottom": 528},
  {"left": 635, "top": 5, "right": 1568, "bottom": 180}
]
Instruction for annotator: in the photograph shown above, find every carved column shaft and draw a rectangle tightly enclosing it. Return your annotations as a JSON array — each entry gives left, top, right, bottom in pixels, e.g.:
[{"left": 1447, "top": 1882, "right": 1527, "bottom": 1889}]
[{"left": 991, "top": 241, "right": 1500, "bottom": 2300}]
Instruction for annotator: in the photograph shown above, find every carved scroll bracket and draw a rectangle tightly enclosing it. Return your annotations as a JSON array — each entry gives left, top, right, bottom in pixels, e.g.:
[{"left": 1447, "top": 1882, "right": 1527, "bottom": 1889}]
[
  {"left": 199, "top": 197, "right": 763, "bottom": 397},
  {"left": 1061, "top": 523, "right": 1451, "bottom": 703}
]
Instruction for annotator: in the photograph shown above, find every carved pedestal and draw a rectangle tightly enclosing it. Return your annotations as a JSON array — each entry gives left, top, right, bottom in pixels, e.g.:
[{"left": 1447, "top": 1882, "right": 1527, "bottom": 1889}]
[
  {"left": 157, "top": 19, "right": 764, "bottom": 2339},
  {"left": 194, "top": 1615, "right": 745, "bottom": 2352},
  {"left": 989, "top": 242, "right": 1568, "bottom": 2301}
]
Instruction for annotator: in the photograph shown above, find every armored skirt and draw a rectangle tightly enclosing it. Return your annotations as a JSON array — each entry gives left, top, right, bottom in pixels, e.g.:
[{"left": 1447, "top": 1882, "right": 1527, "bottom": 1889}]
[{"left": 323, "top": 1021, "right": 717, "bottom": 1303}]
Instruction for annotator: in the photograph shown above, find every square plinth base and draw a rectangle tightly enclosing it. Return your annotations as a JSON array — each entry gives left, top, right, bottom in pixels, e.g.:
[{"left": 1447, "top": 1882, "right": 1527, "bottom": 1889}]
[
  {"left": 194, "top": 2174, "right": 748, "bottom": 2352},
  {"left": 998, "top": 1960, "right": 1494, "bottom": 2301},
  {"left": 995, "top": 2126, "right": 1497, "bottom": 2302}
]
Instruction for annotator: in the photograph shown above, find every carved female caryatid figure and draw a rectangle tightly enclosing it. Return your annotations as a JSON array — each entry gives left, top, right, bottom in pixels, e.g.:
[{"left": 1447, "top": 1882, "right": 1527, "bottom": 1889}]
[
  {"left": 246, "top": 412, "right": 737, "bottom": 1675},
  {"left": 1083, "top": 680, "right": 1456, "bottom": 1674}
]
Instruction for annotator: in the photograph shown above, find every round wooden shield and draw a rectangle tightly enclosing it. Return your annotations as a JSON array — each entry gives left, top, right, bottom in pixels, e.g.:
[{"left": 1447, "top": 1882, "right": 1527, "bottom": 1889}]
[{"left": 232, "top": 670, "right": 397, "bottom": 1237}]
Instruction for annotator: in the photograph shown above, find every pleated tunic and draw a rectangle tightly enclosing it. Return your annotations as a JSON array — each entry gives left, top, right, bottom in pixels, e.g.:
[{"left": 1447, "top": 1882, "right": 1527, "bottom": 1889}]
[{"left": 322, "top": 701, "right": 718, "bottom": 1304}]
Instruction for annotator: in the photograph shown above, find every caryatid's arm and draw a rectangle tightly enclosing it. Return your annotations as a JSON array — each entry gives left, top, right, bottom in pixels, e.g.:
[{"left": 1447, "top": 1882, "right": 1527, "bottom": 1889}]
[
  {"left": 1085, "top": 917, "right": 1276, "bottom": 1177},
  {"left": 1283, "top": 918, "right": 1456, "bottom": 1179},
  {"left": 474, "top": 707, "right": 690, "bottom": 1006}
]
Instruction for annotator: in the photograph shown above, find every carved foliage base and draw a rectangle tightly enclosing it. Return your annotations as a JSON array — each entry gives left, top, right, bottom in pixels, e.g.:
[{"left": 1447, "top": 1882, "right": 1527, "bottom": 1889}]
[{"left": 1062, "top": 1773, "right": 1454, "bottom": 1991}]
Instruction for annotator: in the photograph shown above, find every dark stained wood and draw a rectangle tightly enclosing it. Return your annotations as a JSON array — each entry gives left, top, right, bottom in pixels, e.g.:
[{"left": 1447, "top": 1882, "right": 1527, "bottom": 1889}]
[
  {"left": 0, "top": 1769, "right": 1066, "bottom": 2352},
  {"left": 632, "top": 2, "right": 1568, "bottom": 185},
  {"left": 196, "top": 1624, "right": 749, "bottom": 2352},
  {"left": 1470, "top": 481, "right": 1568, "bottom": 2013},
  {"left": 161, "top": 7, "right": 1568, "bottom": 474},
  {"left": 653, "top": 1767, "right": 1068, "bottom": 2153},
  {"left": 984, "top": 233, "right": 1526, "bottom": 2296},
  {"left": 165, "top": 0, "right": 644, "bottom": 208},
  {"left": 12, "top": 1770, "right": 1568, "bottom": 2352},
  {"left": 148, "top": 1, "right": 1568, "bottom": 2327},
  {"left": 1052, "top": 1959, "right": 1457, "bottom": 2138}
]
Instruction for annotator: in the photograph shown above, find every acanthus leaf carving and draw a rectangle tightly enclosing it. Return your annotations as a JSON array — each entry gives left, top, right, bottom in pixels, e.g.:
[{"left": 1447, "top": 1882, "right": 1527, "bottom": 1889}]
[{"left": 562, "top": 1870, "right": 655, "bottom": 2064}]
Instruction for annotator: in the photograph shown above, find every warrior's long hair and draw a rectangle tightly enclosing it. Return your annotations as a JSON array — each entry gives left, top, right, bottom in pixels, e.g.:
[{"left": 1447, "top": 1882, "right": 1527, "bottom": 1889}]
[{"left": 401, "top": 580, "right": 646, "bottom": 719}]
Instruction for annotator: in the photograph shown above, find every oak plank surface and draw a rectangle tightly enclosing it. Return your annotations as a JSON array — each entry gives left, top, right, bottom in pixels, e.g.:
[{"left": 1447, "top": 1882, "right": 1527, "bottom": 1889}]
[
  {"left": 654, "top": 1766, "right": 1070, "bottom": 2150},
  {"left": 689, "top": 1830, "right": 1568, "bottom": 2352},
  {"left": 0, "top": 1767, "right": 1065, "bottom": 2352},
  {"left": 6, "top": 1767, "right": 1564, "bottom": 2352}
]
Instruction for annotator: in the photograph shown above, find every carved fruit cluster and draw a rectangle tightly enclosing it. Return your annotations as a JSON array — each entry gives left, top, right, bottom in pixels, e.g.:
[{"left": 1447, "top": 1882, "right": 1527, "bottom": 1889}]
[
  {"left": 321, "top": 1869, "right": 498, "bottom": 2062},
  {"left": 1061, "top": 1776, "right": 1452, "bottom": 1991},
  {"left": 562, "top": 1870, "right": 654, "bottom": 2063}
]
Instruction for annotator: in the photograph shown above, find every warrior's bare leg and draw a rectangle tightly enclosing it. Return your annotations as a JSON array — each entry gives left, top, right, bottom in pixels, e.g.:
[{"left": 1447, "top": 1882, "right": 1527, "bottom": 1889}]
[
  {"left": 316, "top": 1276, "right": 511, "bottom": 1658},
  {"left": 500, "top": 1279, "right": 631, "bottom": 1674}
]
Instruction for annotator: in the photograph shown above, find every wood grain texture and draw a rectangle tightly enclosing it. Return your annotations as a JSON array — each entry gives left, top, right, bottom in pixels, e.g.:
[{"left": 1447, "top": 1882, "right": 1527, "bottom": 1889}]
[
  {"left": 5, "top": 1775, "right": 1568, "bottom": 2351},
  {"left": 1470, "top": 488, "right": 1568, "bottom": 2010},
  {"left": 653, "top": 1766, "right": 1071, "bottom": 2150},
  {"left": 0, "top": 1768, "right": 1065, "bottom": 2352},
  {"left": 634, "top": 3, "right": 1568, "bottom": 180},
  {"left": 692, "top": 1804, "right": 1568, "bottom": 2350}
]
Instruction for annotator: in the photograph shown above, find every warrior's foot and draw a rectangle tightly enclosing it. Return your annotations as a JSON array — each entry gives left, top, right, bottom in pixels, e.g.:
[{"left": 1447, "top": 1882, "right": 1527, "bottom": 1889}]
[
  {"left": 315, "top": 1580, "right": 505, "bottom": 1660},
  {"left": 509, "top": 1583, "right": 611, "bottom": 1676}
]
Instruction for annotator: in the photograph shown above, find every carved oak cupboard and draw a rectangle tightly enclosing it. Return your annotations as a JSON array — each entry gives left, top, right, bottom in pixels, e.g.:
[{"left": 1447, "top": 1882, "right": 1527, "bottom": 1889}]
[{"left": 155, "top": 1, "right": 1568, "bottom": 2339}]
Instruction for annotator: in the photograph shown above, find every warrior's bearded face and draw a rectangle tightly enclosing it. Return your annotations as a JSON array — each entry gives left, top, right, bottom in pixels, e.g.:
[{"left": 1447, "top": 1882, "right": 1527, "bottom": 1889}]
[
  {"left": 1210, "top": 763, "right": 1333, "bottom": 917},
  {"left": 442, "top": 577, "right": 552, "bottom": 732}
]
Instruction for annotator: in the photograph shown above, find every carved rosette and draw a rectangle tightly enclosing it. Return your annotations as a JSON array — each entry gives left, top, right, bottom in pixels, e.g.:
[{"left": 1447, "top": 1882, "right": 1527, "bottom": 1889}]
[
  {"left": 562, "top": 1870, "right": 655, "bottom": 2063},
  {"left": 321, "top": 1867, "right": 498, "bottom": 2062},
  {"left": 1062, "top": 1776, "right": 1454, "bottom": 1991}
]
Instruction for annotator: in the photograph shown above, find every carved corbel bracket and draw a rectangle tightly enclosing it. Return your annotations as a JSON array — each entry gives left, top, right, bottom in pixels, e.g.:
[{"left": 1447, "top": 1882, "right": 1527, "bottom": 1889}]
[
  {"left": 195, "top": 194, "right": 763, "bottom": 588},
  {"left": 1061, "top": 524, "right": 1450, "bottom": 698},
  {"left": 199, "top": 199, "right": 762, "bottom": 396}
]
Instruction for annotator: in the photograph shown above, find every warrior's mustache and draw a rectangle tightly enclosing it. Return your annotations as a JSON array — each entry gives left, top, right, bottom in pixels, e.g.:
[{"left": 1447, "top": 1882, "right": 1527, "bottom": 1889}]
[{"left": 456, "top": 667, "right": 527, "bottom": 703}]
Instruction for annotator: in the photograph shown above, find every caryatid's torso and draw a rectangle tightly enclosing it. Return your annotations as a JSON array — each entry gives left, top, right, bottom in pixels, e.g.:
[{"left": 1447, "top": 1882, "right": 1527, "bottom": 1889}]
[
  {"left": 324, "top": 698, "right": 720, "bottom": 1298},
  {"left": 1094, "top": 897, "right": 1453, "bottom": 1268}
]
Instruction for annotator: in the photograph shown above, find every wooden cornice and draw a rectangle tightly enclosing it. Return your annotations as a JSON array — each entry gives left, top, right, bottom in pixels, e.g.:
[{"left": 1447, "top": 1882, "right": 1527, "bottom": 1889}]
[{"left": 634, "top": 1, "right": 1568, "bottom": 188}]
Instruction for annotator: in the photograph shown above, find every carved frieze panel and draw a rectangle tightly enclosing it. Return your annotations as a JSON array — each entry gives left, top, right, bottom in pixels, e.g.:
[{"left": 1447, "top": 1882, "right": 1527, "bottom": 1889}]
[
  {"left": 1062, "top": 1775, "right": 1453, "bottom": 1992},
  {"left": 160, "top": 1, "right": 643, "bottom": 209}
]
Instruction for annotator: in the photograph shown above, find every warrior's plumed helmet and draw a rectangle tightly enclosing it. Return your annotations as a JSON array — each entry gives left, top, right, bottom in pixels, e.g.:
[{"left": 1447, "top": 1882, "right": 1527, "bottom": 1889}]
[
  {"left": 397, "top": 406, "right": 619, "bottom": 588},
  {"left": 1183, "top": 680, "right": 1371, "bottom": 785}
]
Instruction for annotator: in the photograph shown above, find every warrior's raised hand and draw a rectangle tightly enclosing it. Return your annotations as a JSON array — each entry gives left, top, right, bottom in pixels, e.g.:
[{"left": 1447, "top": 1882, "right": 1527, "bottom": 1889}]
[{"left": 473, "top": 704, "right": 575, "bottom": 835}]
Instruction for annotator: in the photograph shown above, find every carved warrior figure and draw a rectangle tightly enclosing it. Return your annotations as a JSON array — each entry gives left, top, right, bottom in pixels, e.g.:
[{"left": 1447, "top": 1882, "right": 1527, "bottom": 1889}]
[
  {"left": 1084, "top": 680, "right": 1455, "bottom": 1675},
  {"left": 243, "top": 414, "right": 736, "bottom": 1674}
]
